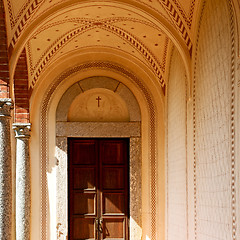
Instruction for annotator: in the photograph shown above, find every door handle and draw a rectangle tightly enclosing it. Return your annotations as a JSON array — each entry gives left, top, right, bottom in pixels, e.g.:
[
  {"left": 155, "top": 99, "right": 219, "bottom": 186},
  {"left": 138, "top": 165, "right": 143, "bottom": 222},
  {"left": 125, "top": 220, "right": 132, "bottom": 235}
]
[
  {"left": 95, "top": 218, "right": 99, "bottom": 228},
  {"left": 95, "top": 218, "right": 103, "bottom": 233},
  {"left": 98, "top": 218, "right": 103, "bottom": 233}
]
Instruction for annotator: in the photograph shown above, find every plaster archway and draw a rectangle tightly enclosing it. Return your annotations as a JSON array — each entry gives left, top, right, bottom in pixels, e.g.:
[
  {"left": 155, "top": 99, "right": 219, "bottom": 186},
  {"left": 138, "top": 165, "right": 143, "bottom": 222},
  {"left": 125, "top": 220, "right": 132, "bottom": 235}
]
[{"left": 29, "top": 54, "right": 165, "bottom": 240}]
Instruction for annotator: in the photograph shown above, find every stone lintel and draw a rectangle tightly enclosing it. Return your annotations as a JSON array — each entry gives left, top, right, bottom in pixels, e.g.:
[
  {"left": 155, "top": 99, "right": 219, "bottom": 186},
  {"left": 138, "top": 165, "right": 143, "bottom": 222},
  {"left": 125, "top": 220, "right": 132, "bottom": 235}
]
[
  {"left": 0, "top": 98, "right": 13, "bottom": 117},
  {"left": 56, "top": 121, "right": 141, "bottom": 137},
  {"left": 13, "top": 123, "right": 31, "bottom": 138}
]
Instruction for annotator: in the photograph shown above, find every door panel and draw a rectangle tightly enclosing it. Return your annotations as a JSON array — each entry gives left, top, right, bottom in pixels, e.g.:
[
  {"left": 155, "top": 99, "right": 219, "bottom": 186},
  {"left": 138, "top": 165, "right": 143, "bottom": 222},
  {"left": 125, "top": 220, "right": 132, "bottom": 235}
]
[
  {"left": 72, "top": 141, "right": 98, "bottom": 165},
  {"left": 103, "top": 193, "right": 125, "bottom": 214},
  {"left": 73, "top": 193, "right": 96, "bottom": 215},
  {"left": 103, "top": 219, "right": 124, "bottom": 239},
  {"left": 69, "top": 139, "right": 98, "bottom": 240},
  {"left": 73, "top": 168, "right": 96, "bottom": 190},
  {"left": 73, "top": 218, "right": 95, "bottom": 239},
  {"left": 102, "top": 168, "right": 125, "bottom": 190},
  {"left": 101, "top": 141, "right": 126, "bottom": 165},
  {"left": 69, "top": 139, "right": 129, "bottom": 240}
]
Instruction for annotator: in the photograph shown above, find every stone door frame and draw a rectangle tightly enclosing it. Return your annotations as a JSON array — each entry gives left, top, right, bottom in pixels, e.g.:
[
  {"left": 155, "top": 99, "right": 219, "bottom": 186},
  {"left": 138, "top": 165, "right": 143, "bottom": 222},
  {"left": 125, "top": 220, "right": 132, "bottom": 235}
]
[{"left": 55, "top": 122, "right": 142, "bottom": 239}]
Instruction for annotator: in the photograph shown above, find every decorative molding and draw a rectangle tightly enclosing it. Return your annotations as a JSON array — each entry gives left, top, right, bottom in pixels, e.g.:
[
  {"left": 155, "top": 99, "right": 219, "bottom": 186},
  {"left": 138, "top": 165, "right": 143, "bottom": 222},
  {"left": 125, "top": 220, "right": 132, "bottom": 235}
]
[
  {"left": 40, "top": 61, "right": 157, "bottom": 239},
  {"left": 9, "top": 0, "right": 44, "bottom": 50},
  {"left": 187, "top": 0, "right": 196, "bottom": 28},
  {"left": 7, "top": 0, "right": 36, "bottom": 28},
  {"left": 12, "top": 123, "right": 31, "bottom": 138},
  {"left": 171, "top": 0, "right": 196, "bottom": 28},
  {"left": 0, "top": 98, "right": 13, "bottom": 117},
  {"left": 227, "top": 0, "right": 236, "bottom": 239},
  {"left": 8, "top": 0, "right": 194, "bottom": 58},
  {"left": 159, "top": 0, "right": 193, "bottom": 53}
]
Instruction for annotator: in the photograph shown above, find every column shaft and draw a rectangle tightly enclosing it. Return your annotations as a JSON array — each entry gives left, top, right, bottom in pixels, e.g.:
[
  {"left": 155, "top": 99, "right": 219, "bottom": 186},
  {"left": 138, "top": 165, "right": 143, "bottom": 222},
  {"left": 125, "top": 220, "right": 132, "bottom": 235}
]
[
  {"left": 0, "top": 99, "right": 13, "bottom": 239},
  {"left": 13, "top": 124, "right": 31, "bottom": 240}
]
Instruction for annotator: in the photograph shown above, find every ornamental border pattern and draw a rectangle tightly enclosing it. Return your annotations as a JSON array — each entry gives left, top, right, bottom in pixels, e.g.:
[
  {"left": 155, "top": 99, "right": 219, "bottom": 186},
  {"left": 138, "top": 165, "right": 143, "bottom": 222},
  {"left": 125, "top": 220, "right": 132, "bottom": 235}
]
[
  {"left": 192, "top": 1, "right": 206, "bottom": 239},
  {"left": 9, "top": 0, "right": 43, "bottom": 48},
  {"left": 171, "top": 0, "right": 196, "bottom": 28},
  {"left": 7, "top": 0, "right": 31, "bottom": 28},
  {"left": 40, "top": 61, "right": 157, "bottom": 239},
  {"left": 227, "top": 0, "right": 236, "bottom": 239},
  {"left": 158, "top": 0, "right": 193, "bottom": 53}
]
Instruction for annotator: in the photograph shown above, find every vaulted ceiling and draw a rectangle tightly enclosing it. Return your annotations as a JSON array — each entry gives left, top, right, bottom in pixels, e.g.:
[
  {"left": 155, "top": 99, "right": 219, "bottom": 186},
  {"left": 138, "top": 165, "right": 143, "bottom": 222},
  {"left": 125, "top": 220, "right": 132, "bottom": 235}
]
[{"left": 2, "top": 0, "right": 206, "bottom": 95}]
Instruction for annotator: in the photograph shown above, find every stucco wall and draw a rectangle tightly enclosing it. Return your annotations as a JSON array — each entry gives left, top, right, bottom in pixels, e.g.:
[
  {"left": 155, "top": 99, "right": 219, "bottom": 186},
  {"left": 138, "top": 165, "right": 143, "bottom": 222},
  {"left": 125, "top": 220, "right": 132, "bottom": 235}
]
[
  {"left": 166, "top": 1, "right": 237, "bottom": 239},
  {"left": 167, "top": 47, "right": 187, "bottom": 240},
  {"left": 193, "top": 0, "right": 233, "bottom": 239}
]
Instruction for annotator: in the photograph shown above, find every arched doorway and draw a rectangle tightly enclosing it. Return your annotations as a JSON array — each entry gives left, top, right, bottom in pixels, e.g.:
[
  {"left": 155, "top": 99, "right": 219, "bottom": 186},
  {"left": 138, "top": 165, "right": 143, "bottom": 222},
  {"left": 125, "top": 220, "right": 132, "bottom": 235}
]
[
  {"left": 55, "top": 76, "right": 142, "bottom": 239},
  {"left": 30, "top": 56, "right": 165, "bottom": 240}
]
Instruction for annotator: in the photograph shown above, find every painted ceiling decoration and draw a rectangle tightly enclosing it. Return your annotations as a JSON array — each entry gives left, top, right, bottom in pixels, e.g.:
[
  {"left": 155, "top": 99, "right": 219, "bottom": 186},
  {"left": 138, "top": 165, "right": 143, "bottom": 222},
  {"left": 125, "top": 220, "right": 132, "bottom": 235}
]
[
  {"left": 3, "top": 0, "right": 200, "bottom": 95},
  {"left": 159, "top": 0, "right": 193, "bottom": 52},
  {"left": 5, "top": 0, "right": 196, "bottom": 49},
  {"left": 27, "top": 16, "right": 169, "bottom": 90}
]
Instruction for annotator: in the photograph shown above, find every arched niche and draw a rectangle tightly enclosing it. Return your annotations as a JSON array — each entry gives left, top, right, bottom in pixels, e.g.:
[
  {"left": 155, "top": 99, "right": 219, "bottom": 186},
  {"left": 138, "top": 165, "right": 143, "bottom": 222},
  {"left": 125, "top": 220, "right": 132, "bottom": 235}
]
[
  {"left": 67, "top": 88, "right": 130, "bottom": 122},
  {"left": 56, "top": 76, "right": 141, "bottom": 122}
]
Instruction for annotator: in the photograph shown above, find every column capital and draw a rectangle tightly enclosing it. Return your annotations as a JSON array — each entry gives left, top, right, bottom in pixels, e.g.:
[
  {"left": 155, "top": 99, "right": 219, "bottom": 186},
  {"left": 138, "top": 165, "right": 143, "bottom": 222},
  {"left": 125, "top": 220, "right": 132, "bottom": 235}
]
[
  {"left": 13, "top": 123, "right": 31, "bottom": 138},
  {"left": 0, "top": 98, "right": 13, "bottom": 117}
]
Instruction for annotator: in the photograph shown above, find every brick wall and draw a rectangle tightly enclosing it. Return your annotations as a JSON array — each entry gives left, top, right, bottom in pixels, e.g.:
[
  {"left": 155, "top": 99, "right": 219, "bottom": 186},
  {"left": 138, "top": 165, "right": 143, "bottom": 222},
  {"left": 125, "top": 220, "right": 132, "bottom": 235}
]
[
  {"left": 193, "top": 0, "right": 232, "bottom": 239},
  {"left": 167, "top": 47, "right": 187, "bottom": 240},
  {"left": 14, "top": 48, "right": 29, "bottom": 123},
  {"left": 0, "top": 0, "right": 9, "bottom": 98}
]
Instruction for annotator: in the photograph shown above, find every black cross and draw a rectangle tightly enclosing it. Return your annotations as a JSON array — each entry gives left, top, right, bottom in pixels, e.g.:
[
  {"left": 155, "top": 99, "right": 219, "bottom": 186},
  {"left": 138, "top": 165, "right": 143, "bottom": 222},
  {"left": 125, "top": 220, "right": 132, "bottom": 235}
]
[{"left": 96, "top": 96, "right": 101, "bottom": 107}]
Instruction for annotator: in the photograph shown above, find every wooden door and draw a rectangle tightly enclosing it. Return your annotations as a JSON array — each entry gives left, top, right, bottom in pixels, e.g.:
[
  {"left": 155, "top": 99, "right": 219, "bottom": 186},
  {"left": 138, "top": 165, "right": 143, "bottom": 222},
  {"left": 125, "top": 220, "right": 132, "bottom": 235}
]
[{"left": 68, "top": 138, "right": 129, "bottom": 240}]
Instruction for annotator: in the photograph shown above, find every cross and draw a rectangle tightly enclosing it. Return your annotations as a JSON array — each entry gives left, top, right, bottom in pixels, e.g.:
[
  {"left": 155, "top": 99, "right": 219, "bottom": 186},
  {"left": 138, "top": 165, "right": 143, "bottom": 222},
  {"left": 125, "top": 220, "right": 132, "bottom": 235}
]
[{"left": 96, "top": 96, "right": 101, "bottom": 107}]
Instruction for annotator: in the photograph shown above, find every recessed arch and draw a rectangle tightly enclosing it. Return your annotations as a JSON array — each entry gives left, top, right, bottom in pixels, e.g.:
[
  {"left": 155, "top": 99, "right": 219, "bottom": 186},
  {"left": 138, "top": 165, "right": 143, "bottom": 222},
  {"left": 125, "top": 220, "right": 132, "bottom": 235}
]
[
  {"left": 55, "top": 75, "right": 142, "bottom": 239},
  {"left": 56, "top": 76, "right": 141, "bottom": 122},
  {"left": 29, "top": 58, "right": 165, "bottom": 240}
]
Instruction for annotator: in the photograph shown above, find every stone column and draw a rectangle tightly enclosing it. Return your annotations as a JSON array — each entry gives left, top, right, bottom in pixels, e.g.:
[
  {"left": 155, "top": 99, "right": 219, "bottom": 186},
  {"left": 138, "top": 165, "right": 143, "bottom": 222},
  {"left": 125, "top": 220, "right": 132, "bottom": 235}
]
[
  {"left": 0, "top": 98, "right": 13, "bottom": 239},
  {"left": 13, "top": 123, "right": 31, "bottom": 240}
]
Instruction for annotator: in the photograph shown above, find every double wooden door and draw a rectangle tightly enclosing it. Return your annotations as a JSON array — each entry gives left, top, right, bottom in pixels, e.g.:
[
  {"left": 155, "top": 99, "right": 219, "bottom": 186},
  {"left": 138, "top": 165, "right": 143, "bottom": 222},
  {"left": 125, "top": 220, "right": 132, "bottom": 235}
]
[{"left": 68, "top": 138, "right": 129, "bottom": 240}]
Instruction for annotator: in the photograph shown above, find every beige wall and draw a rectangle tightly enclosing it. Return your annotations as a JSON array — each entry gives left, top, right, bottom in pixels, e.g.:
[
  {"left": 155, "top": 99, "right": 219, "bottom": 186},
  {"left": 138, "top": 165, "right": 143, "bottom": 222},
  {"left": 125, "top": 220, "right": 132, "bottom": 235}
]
[
  {"left": 166, "top": 0, "right": 238, "bottom": 239},
  {"left": 166, "top": 47, "right": 187, "bottom": 240},
  {"left": 193, "top": 0, "right": 233, "bottom": 239}
]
